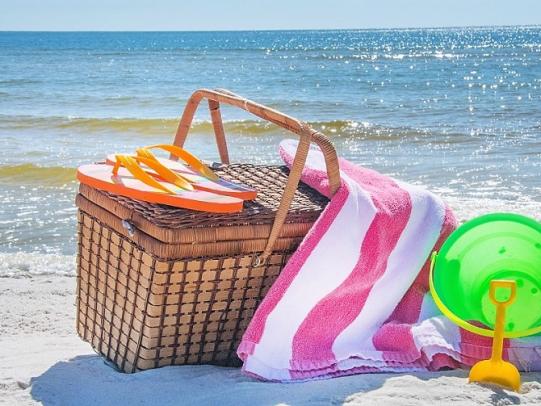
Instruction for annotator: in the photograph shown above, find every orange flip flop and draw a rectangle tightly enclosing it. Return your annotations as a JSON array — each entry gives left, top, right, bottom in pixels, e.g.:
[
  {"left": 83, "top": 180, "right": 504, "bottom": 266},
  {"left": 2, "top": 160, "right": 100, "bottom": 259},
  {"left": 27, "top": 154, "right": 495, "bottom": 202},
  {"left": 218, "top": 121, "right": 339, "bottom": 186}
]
[
  {"left": 77, "top": 155, "right": 244, "bottom": 213},
  {"left": 106, "top": 144, "right": 257, "bottom": 200}
]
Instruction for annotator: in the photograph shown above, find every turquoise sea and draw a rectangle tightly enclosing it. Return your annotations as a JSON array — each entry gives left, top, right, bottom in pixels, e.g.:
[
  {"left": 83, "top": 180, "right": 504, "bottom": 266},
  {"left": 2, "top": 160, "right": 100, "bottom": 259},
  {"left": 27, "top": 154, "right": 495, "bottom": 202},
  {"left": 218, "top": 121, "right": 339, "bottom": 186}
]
[{"left": 0, "top": 28, "right": 540, "bottom": 270}]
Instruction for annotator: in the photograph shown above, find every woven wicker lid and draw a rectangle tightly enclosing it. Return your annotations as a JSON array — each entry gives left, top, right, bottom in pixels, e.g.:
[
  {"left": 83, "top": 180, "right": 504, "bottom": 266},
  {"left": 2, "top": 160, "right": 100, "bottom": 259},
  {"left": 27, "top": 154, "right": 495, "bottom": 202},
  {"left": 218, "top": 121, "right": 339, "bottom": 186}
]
[{"left": 77, "top": 163, "right": 328, "bottom": 245}]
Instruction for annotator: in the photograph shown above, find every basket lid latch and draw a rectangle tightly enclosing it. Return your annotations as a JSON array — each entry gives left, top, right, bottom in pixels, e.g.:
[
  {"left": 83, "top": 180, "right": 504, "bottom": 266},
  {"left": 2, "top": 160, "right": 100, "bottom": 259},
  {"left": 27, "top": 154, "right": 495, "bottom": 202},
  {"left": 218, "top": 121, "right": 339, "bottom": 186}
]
[
  {"left": 253, "top": 253, "right": 270, "bottom": 268},
  {"left": 122, "top": 219, "right": 136, "bottom": 237}
]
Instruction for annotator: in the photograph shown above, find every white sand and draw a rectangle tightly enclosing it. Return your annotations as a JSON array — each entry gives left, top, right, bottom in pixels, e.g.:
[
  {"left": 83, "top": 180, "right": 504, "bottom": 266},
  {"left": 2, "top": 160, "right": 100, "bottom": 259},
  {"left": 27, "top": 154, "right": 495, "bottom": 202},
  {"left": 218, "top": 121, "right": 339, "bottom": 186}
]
[{"left": 1, "top": 274, "right": 540, "bottom": 406}]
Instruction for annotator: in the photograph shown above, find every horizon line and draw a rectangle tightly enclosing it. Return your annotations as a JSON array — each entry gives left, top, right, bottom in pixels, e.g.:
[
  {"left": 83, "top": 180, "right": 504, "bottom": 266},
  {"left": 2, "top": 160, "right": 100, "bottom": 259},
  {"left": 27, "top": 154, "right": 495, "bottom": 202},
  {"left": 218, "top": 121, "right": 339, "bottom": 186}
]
[{"left": 1, "top": 24, "right": 540, "bottom": 33}]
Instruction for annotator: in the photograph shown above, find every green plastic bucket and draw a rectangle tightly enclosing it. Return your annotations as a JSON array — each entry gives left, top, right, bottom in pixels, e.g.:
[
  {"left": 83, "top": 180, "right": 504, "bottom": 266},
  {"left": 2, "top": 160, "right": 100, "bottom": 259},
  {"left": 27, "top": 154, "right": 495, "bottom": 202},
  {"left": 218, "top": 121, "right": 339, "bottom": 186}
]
[{"left": 430, "top": 213, "right": 541, "bottom": 338}]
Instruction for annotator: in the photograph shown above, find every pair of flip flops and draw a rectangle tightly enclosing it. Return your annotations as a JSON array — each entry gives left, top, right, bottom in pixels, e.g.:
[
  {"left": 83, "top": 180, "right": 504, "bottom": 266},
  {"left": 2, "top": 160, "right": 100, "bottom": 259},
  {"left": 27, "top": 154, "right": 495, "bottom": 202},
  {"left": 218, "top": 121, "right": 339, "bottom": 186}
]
[{"left": 77, "top": 144, "right": 257, "bottom": 213}]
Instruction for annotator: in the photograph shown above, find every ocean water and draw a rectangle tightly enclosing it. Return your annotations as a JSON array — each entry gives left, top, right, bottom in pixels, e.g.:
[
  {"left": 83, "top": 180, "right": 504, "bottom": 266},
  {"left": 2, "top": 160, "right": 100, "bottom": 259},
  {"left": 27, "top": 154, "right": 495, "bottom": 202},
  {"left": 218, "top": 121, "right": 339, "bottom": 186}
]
[{"left": 0, "top": 28, "right": 540, "bottom": 274}]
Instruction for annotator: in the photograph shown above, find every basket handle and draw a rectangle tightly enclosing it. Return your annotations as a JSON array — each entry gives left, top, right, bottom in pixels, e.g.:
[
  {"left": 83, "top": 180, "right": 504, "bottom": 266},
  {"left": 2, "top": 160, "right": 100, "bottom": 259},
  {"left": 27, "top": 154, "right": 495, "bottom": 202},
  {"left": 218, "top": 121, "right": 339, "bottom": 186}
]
[{"left": 172, "top": 88, "right": 341, "bottom": 264}]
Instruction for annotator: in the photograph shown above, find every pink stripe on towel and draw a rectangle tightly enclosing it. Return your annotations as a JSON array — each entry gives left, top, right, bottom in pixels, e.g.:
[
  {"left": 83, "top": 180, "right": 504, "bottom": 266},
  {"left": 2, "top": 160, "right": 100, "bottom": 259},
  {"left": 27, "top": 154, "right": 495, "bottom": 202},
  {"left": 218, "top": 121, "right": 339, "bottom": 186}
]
[
  {"left": 291, "top": 175, "right": 412, "bottom": 364},
  {"left": 384, "top": 206, "right": 457, "bottom": 324}
]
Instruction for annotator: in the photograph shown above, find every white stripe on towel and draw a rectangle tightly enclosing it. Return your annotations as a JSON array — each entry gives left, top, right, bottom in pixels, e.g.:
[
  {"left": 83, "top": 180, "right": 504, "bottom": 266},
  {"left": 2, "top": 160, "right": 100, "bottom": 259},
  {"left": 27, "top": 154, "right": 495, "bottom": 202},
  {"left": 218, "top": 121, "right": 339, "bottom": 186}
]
[{"left": 333, "top": 184, "right": 446, "bottom": 361}]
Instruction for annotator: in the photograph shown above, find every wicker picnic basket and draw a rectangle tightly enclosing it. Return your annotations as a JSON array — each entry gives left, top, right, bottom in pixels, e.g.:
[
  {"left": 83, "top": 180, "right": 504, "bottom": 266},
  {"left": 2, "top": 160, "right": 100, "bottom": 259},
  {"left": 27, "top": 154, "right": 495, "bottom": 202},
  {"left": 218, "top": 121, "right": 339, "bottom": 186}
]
[{"left": 75, "top": 89, "right": 341, "bottom": 373}]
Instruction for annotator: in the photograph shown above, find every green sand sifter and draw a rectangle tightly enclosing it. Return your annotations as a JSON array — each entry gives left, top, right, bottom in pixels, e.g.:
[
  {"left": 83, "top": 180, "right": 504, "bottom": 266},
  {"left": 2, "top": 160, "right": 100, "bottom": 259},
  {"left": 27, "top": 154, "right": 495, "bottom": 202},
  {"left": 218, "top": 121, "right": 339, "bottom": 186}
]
[{"left": 430, "top": 213, "right": 541, "bottom": 338}]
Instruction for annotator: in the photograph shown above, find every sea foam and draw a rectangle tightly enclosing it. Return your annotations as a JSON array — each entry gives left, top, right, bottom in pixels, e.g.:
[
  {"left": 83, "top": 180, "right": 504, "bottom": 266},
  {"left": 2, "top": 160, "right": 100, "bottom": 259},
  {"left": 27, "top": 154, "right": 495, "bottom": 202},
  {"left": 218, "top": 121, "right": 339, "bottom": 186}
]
[{"left": 0, "top": 252, "right": 76, "bottom": 278}]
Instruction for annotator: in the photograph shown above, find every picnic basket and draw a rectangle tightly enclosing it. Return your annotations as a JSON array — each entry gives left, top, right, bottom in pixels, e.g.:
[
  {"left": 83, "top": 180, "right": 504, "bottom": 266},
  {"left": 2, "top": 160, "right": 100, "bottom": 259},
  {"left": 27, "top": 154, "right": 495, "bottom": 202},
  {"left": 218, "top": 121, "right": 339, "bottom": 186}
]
[{"left": 75, "top": 88, "right": 341, "bottom": 373}]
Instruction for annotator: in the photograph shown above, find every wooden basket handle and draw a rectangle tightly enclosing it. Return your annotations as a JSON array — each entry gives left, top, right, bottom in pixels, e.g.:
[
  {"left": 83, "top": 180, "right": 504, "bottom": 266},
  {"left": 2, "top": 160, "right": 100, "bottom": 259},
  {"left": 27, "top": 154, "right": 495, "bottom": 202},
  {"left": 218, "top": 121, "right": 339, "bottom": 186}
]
[{"left": 172, "top": 88, "right": 341, "bottom": 264}]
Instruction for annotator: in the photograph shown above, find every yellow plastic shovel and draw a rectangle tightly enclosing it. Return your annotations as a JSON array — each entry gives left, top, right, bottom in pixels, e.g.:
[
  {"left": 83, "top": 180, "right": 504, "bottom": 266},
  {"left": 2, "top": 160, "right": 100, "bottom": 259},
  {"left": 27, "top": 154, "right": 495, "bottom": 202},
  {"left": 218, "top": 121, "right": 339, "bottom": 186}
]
[{"left": 469, "top": 280, "right": 521, "bottom": 391}]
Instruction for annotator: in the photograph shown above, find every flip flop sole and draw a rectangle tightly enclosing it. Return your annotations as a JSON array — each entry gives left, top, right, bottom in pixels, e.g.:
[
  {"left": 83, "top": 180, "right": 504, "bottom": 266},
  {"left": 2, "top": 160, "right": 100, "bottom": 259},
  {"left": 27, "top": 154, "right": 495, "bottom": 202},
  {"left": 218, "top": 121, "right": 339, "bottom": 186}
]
[
  {"left": 77, "top": 164, "right": 244, "bottom": 213},
  {"left": 106, "top": 154, "right": 257, "bottom": 200}
]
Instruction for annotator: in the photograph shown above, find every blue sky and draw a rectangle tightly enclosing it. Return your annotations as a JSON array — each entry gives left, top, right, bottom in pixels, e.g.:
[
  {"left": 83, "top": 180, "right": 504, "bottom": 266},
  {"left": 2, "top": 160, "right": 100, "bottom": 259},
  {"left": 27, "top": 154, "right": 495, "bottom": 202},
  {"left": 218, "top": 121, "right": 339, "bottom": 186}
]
[{"left": 1, "top": 0, "right": 540, "bottom": 31}]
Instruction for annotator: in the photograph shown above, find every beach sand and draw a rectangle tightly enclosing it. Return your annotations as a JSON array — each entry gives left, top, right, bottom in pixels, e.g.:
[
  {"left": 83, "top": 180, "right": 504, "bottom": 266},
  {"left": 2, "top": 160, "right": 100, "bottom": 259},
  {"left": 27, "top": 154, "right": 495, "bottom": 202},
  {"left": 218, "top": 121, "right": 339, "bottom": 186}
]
[{"left": 1, "top": 274, "right": 540, "bottom": 405}]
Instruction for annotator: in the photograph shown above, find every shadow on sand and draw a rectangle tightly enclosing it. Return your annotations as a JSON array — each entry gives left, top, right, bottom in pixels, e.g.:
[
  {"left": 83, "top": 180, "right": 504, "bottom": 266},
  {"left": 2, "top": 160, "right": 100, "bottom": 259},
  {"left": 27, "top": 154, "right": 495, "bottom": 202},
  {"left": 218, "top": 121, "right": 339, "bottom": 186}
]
[
  {"left": 29, "top": 354, "right": 385, "bottom": 406},
  {"left": 30, "top": 355, "right": 533, "bottom": 406}
]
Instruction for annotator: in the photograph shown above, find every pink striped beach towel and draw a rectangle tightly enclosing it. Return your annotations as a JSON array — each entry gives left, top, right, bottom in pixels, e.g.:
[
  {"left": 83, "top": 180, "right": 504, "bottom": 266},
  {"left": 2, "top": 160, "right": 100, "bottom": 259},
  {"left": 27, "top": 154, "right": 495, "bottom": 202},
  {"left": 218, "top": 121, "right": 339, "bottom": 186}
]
[{"left": 237, "top": 139, "right": 541, "bottom": 381}]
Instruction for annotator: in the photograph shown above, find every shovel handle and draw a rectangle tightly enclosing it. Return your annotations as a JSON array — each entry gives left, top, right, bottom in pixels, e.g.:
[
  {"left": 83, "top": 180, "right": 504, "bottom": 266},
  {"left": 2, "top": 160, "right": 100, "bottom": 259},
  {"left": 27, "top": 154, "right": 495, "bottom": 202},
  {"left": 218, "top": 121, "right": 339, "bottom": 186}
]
[
  {"left": 489, "top": 280, "right": 517, "bottom": 306},
  {"left": 489, "top": 279, "right": 517, "bottom": 362}
]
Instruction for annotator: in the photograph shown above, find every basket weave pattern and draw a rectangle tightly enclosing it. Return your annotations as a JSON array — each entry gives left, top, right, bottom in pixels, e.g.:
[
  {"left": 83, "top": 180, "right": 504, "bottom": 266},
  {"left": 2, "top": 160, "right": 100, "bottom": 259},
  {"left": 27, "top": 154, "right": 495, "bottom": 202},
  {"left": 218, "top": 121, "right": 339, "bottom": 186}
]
[{"left": 77, "top": 211, "right": 290, "bottom": 372}]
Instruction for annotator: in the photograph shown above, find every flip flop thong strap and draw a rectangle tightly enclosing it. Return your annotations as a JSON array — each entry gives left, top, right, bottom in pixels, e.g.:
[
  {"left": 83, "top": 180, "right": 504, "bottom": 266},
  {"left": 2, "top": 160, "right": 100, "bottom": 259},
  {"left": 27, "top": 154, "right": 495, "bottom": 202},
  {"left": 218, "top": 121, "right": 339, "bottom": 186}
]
[
  {"left": 140, "top": 144, "right": 219, "bottom": 181},
  {"left": 112, "top": 155, "right": 174, "bottom": 194},
  {"left": 134, "top": 154, "right": 194, "bottom": 191}
]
